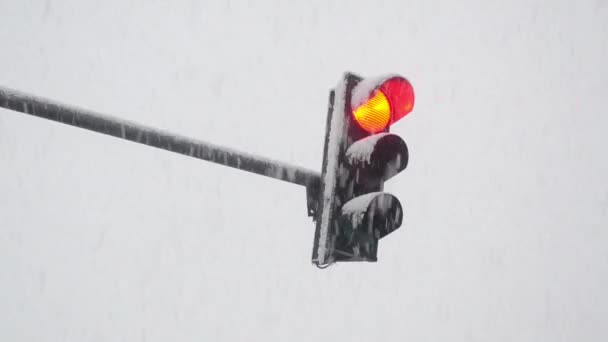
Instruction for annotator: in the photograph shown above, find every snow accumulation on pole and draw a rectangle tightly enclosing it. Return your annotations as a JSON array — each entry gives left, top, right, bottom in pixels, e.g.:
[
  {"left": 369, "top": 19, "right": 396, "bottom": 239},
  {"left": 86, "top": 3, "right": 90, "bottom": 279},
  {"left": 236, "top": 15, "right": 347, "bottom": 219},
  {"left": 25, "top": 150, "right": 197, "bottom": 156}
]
[
  {"left": 0, "top": 86, "right": 320, "bottom": 188},
  {"left": 313, "top": 75, "right": 348, "bottom": 266}
]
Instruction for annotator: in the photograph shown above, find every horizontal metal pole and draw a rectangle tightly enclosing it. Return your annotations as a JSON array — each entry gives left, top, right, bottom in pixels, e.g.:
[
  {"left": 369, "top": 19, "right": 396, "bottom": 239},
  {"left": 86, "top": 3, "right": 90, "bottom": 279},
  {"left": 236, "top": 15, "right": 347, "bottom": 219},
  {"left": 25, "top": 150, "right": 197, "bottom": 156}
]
[{"left": 0, "top": 86, "right": 321, "bottom": 188}]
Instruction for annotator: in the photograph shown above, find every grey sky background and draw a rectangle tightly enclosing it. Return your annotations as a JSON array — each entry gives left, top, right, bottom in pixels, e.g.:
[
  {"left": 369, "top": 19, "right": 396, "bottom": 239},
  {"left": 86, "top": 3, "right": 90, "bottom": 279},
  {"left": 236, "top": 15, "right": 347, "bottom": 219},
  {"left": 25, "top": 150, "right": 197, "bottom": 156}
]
[{"left": 1, "top": 0, "right": 607, "bottom": 341}]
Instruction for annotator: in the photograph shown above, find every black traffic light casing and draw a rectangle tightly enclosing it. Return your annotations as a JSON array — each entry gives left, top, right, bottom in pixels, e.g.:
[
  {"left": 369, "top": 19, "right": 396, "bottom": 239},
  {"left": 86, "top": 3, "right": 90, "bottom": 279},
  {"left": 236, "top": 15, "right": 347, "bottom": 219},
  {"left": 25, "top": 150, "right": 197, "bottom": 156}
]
[{"left": 311, "top": 72, "right": 411, "bottom": 267}]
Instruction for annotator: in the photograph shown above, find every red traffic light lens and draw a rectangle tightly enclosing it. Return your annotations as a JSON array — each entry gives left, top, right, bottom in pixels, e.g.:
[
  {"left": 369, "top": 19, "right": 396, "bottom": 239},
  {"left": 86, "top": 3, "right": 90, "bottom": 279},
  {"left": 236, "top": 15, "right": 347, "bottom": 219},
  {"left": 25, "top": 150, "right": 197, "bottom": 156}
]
[{"left": 380, "top": 77, "right": 415, "bottom": 124}]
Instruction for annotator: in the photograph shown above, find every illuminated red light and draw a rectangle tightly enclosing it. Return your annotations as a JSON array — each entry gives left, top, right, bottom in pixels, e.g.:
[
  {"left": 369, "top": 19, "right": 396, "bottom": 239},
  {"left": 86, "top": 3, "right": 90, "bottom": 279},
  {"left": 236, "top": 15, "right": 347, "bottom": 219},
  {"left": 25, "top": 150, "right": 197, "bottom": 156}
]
[{"left": 380, "top": 77, "right": 415, "bottom": 124}]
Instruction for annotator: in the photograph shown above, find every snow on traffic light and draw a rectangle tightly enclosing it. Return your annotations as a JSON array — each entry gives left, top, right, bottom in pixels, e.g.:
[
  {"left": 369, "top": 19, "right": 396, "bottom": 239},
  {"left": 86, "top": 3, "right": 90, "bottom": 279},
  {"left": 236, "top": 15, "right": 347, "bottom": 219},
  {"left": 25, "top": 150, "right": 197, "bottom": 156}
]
[
  {"left": 0, "top": 72, "right": 415, "bottom": 269},
  {"left": 311, "top": 73, "right": 414, "bottom": 267}
]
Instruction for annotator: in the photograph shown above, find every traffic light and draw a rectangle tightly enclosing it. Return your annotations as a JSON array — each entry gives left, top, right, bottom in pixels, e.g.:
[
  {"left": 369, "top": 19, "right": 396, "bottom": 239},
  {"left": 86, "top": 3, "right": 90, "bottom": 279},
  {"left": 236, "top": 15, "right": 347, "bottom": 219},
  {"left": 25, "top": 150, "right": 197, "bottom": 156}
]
[{"left": 311, "top": 72, "right": 415, "bottom": 267}]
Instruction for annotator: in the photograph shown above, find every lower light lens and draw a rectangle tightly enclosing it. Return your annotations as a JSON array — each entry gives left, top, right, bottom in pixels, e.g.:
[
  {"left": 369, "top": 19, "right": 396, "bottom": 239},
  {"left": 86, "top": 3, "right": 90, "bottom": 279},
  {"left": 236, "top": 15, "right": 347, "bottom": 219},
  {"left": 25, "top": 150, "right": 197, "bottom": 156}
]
[{"left": 352, "top": 90, "right": 391, "bottom": 133}]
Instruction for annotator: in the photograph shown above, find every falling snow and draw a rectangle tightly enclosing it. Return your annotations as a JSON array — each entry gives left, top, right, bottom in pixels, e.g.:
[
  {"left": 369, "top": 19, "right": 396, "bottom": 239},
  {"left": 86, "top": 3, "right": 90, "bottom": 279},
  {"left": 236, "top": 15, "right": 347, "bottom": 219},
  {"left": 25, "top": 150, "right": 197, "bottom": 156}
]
[{"left": 1, "top": 1, "right": 608, "bottom": 341}]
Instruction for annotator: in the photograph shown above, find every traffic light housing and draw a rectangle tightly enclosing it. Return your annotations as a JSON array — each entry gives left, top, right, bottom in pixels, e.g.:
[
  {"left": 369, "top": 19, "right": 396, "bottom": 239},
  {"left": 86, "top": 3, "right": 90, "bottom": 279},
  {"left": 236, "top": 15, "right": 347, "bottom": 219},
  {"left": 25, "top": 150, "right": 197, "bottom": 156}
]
[{"left": 311, "top": 72, "right": 414, "bottom": 267}]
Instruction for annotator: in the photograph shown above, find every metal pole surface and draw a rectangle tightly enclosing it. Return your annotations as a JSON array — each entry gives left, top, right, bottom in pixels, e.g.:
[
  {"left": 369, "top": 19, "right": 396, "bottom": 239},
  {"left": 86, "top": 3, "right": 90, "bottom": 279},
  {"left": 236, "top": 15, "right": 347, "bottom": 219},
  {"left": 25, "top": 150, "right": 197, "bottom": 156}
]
[{"left": 0, "top": 86, "right": 320, "bottom": 189}]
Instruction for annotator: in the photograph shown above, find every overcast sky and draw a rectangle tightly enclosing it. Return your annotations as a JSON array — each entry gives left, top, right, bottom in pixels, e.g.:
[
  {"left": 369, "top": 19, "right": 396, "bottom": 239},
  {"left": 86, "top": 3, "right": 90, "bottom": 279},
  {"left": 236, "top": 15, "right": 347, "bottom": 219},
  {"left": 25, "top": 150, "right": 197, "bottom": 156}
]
[{"left": 1, "top": 0, "right": 608, "bottom": 341}]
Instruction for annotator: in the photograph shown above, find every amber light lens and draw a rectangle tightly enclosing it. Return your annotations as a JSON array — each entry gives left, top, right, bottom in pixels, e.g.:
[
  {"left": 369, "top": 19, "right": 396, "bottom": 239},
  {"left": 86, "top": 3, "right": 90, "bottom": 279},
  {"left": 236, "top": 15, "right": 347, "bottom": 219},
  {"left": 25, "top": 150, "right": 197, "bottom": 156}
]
[{"left": 352, "top": 90, "right": 391, "bottom": 133}]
